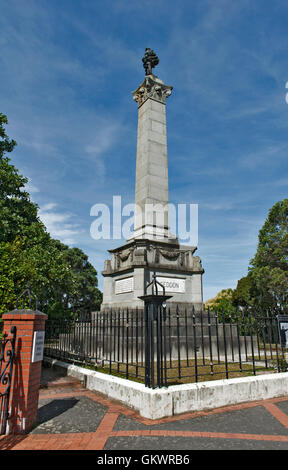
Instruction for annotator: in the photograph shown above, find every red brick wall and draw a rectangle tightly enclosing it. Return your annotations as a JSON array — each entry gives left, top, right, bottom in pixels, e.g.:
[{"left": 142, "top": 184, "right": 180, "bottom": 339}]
[{"left": 2, "top": 310, "right": 47, "bottom": 434}]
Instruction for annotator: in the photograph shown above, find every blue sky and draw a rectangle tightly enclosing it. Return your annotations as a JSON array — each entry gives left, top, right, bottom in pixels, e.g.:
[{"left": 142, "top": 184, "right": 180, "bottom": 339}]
[{"left": 1, "top": 0, "right": 287, "bottom": 301}]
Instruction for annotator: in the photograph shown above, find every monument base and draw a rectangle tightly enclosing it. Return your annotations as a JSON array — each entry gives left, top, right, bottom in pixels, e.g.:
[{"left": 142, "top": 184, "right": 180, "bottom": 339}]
[{"left": 101, "top": 238, "right": 204, "bottom": 312}]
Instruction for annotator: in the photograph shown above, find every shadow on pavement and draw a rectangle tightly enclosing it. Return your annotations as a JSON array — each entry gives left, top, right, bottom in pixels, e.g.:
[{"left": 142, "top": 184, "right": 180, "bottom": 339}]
[{"left": 35, "top": 398, "right": 79, "bottom": 426}]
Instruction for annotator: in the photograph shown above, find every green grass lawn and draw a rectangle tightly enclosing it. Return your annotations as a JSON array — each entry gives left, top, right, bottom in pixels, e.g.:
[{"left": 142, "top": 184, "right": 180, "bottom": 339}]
[
  {"left": 45, "top": 342, "right": 280, "bottom": 387},
  {"left": 79, "top": 358, "right": 276, "bottom": 386}
]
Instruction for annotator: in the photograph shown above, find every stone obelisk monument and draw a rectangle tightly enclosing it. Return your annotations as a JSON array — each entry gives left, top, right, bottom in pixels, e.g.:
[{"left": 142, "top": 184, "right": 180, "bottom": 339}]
[{"left": 101, "top": 48, "right": 204, "bottom": 311}]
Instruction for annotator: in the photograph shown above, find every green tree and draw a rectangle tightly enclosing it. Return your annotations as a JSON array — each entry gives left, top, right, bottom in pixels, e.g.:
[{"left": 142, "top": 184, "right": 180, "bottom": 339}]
[
  {"left": 0, "top": 112, "right": 16, "bottom": 157},
  {"left": 249, "top": 199, "right": 288, "bottom": 314},
  {"left": 0, "top": 113, "right": 40, "bottom": 243},
  {"left": 0, "top": 112, "right": 102, "bottom": 319},
  {"left": 232, "top": 274, "right": 257, "bottom": 308},
  {"left": 61, "top": 245, "right": 102, "bottom": 314},
  {"left": 0, "top": 227, "right": 71, "bottom": 317},
  {"left": 45, "top": 241, "right": 102, "bottom": 317},
  {"left": 205, "top": 288, "right": 236, "bottom": 321}
]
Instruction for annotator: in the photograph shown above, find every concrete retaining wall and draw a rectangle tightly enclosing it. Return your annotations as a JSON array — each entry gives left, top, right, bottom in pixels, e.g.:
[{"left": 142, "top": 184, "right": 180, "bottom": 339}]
[{"left": 44, "top": 356, "right": 288, "bottom": 420}]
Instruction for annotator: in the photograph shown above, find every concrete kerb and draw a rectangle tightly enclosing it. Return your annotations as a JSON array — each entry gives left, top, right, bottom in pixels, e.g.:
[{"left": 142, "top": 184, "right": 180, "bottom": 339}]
[{"left": 43, "top": 357, "right": 288, "bottom": 420}]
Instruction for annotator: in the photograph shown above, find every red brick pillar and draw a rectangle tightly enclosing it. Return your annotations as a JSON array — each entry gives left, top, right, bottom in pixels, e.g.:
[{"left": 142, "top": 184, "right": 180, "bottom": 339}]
[{"left": 2, "top": 308, "right": 47, "bottom": 434}]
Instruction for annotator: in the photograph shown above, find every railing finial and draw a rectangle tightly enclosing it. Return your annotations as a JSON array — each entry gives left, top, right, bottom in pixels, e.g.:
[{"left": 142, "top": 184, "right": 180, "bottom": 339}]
[{"left": 16, "top": 282, "right": 38, "bottom": 310}]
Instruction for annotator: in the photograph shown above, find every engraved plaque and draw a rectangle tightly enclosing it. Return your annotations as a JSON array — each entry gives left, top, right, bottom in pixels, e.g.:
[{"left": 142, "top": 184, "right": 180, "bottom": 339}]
[
  {"left": 115, "top": 276, "right": 134, "bottom": 294},
  {"left": 31, "top": 331, "right": 45, "bottom": 363},
  {"left": 156, "top": 276, "right": 185, "bottom": 293}
]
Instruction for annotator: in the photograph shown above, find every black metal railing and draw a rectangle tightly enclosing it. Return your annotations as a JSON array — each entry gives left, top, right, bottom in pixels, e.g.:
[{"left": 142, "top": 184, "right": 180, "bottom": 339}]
[
  {"left": 0, "top": 327, "right": 16, "bottom": 435},
  {"left": 44, "top": 308, "right": 287, "bottom": 388}
]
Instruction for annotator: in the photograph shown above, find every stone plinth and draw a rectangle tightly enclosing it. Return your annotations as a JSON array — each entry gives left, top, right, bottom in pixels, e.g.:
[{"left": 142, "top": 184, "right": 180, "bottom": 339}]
[{"left": 101, "top": 238, "right": 204, "bottom": 311}]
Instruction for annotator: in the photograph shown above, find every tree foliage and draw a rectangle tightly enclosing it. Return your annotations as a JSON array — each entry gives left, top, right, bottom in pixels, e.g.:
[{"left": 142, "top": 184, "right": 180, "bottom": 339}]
[
  {"left": 0, "top": 113, "right": 40, "bottom": 243},
  {"left": 205, "top": 288, "right": 236, "bottom": 321},
  {"left": 231, "top": 274, "right": 257, "bottom": 308},
  {"left": 249, "top": 199, "right": 288, "bottom": 314},
  {"left": 46, "top": 242, "right": 103, "bottom": 317},
  {"left": 208, "top": 199, "right": 288, "bottom": 316},
  {"left": 0, "top": 113, "right": 102, "bottom": 319}
]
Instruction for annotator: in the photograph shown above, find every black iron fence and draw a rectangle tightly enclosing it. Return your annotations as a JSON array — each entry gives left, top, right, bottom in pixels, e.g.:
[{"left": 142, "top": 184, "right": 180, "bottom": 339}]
[
  {"left": 0, "top": 327, "right": 16, "bottom": 435},
  {"left": 44, "top": 308, "right": 288, "bottom": 388}
]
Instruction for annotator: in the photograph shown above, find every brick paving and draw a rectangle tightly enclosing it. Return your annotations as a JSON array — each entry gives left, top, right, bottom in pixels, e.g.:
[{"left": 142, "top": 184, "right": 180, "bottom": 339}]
[{"left": 1, "top": 366, "right": 288, "bottom": 450}]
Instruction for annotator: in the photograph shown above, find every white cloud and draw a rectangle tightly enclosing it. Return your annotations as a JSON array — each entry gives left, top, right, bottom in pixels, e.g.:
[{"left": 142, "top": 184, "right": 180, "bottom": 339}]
[
  {"left": 272, "top": 178, "right": 288, "bottom": 188},
  {"left": 201, "top": 202, "right": 234, "bottom": 211},
  {"left": 25, "top": 181, "right": 40, "bottom": 194},
  {"left": 38, "top": 203, "right": 83, "bottom": 245},
  {"left": 84, "top": 120, "right": 126, "bottom": 179},
  {"left": 239, "top": 144, "right": 288, "bottom": 170}
]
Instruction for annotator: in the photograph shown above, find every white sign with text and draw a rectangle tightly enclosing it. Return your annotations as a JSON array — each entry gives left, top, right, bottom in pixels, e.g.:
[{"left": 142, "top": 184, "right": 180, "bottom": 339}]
[
  {"left": 156, "top": 277, "right": 186, "bottom": 293},
  {"left": 31, "top": 331, "right": 45, "bottom": 363}
]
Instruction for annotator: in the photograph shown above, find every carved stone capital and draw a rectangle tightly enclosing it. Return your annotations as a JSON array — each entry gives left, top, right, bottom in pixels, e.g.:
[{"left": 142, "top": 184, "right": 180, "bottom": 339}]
[{"left": 133, "top": 74, "right": 173, "bottom": 107}]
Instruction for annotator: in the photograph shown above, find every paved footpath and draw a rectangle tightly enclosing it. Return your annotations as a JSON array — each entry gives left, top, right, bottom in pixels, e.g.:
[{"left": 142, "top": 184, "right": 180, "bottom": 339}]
[{"left": 1, "top": 366, "right": 288, "bottom": 451}]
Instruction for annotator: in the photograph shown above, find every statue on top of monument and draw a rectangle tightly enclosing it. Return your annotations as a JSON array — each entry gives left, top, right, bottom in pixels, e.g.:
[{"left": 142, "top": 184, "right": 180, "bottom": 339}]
[{"left": 142, "top": 48, "right": 159, "bottom": 75}]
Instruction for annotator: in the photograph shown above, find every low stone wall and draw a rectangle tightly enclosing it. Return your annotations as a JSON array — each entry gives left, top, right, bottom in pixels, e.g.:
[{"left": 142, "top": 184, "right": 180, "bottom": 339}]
[{"left": 43, "top": 356, "right": 288, "bottom": 420}]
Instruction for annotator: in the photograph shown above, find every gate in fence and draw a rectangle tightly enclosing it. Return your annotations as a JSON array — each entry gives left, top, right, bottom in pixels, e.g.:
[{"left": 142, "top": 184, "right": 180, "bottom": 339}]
[{"left": 0, "top": 326, "right": 16, "bottom": 435}]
